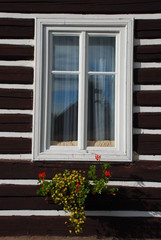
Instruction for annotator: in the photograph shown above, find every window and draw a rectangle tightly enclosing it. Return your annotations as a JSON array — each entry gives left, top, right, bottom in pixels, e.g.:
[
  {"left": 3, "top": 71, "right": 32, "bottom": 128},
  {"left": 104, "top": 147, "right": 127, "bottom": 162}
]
[{"left": 33, "top": 15, "right": 133, "bottom": 162}]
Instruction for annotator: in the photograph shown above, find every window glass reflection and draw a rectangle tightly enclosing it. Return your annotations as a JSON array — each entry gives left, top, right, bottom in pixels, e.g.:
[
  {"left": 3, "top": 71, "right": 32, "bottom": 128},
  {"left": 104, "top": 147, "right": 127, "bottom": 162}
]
[{"left": 51, "top": 74, "right": 78, "bottom": 146}]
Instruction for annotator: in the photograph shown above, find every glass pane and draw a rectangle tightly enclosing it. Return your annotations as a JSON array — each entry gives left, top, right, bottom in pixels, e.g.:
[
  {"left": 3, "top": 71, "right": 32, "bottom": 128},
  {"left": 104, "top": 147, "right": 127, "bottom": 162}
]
[
  {"left": 88, "top": 36, "right": 115, "bottom": 72},
  {"left": 87, "top": 75, "right": 115, "bottom": 147},
  {"left": 52, "top": 36, "right": 79, "bottom": 71},
  {"left": 51, "top": 74, "right": 78, "bottom": 146}
]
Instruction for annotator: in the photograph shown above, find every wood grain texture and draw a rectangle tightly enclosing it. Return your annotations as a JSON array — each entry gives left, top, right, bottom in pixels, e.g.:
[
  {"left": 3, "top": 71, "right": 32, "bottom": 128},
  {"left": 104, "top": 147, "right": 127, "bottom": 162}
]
[
  {"left": 134, "top": 91, "right": 161, "bottom": 106},
  {"left": 0, "top": 45, "right": 34, "bottom": 60},
  {"left": 0, "top": 114, "right": 32, "bottom": 132},
  {"left": 134, "top": 68, "right": 161, "bottom": 85},
  {"left": 0, "top": 18, "right": 34, "bottom": 39},
  {"left": 0, "top": 89, "right": 33, "bottom": 109},
  {"left": 0, "top": 0, "right": 160, "bottom": 14},
  {"left": 0, "top": 137, "right": 31, "bottom": 154},
  {"left": 0, "top": 216, "right": 160, "bottom": 238},
  {"left": 134, "top": 112, "right": 161, "bottom": 129},
  {"left": 0, "top": 160, "right": 161, "bottom": 182},
  {"left": 0, "top": 186, "right": 161, "bottom": 211},
  {"left": 134, "top": 134, "right": 161, "bottom": 155},
  {"left": 134, "top": 45, "right": 161, "bottom": 62},
  {"left": 135, "top": 19, "right": 161, "bottom": 39},
  {"left": 0, "top": 66, "right": 33, "bottom": 84}
]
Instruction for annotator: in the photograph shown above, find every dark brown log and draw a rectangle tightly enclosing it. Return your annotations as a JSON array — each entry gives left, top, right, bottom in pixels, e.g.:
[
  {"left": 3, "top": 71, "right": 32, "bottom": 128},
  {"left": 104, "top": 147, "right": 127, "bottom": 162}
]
[
  {"left": 0, "top": 216, "right": 160, "bottom": 238},
  {"left": 0, "top": 45, "right": 34, "bottom": 60},
  {"left": 0, "top": 160, "right": 161, "bottom": 182},
  {"left": 134, "top": 91, "right": 161, "bottom": 106},
  {"left": 1, "top": 185, "right": 161, "bottom": 198},
  {"left": 0, "top": 137, "right": 31, "bottom": 154},
  {"left": 135, "top": 19, "right": 161, "bottom": 39},
  {"left": 0, "top": 89, "right": 33, "bottom": 109},
  {"left": 134, "top": 45, "right": 161, "bottom": 62},
  {"left": 0, "top": 66, "right": 33, "bottom": 84},
  {"left": 134, "top": 112, "right": 161, "bottom": 129},
  {"left": 0, "top": 114, "right": 32, "bottom": 132},
  {"left": 0, "top": 185, "right": 38, "bottom": 196},
  {"left": 134, "top": 68, "right": 161, "bottom": 85},
  {"left": 0, "top": 0, "right": 160, "bottom": 14},
  {"left": 0, "top": 187, "right": 161, "bottom": 211},
  {"left": 0, "top": 18, "right": 34, "bottom": 39},
  {"left": 134, "top": 134, "right": 161, "bottom": 155}
]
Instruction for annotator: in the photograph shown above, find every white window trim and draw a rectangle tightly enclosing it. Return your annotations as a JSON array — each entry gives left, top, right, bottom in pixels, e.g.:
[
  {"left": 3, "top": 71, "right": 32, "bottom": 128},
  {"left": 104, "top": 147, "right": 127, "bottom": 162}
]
[{"left": 33, "top": 15, "right": 134, "bottom": 162}]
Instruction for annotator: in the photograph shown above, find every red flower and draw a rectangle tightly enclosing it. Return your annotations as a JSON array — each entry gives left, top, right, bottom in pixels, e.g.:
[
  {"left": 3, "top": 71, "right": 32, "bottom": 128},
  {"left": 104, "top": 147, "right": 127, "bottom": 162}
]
[
  {"left": 76, "top": 182, "right": 80, "bottom": 192},
  {"left": 38, "top": 172, "right": 46, "bottom": 179},
  {"left": 105, "top": 170, "right": 111, "bottom": 177},
  {"left": 76, "top": 182, "right": 80, "bottom": 188},
  {"left": 95, "top": 154, "right": 101, "bottom": 161}
]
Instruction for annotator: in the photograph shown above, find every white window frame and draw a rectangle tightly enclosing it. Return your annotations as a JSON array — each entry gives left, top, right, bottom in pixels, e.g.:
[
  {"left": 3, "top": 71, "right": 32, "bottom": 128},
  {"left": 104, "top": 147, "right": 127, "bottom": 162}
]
[{"left": 33, "top": 15, "right": 133, "bottom": 162}]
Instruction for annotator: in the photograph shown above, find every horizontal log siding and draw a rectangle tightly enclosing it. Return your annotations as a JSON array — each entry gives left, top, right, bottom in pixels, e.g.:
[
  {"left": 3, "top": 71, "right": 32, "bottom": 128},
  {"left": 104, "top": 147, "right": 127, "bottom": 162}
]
[
  {"left": 0, "top": 138, "right": 31, "bottom": 154},
  {"left": 0, "top": 89, "right": 33, "bottom": 109},
  {"left": 1, "top": 185, "right": 161, "bottom": 209},
  {"left": 0, "top": 66, "right": 33, "bottom": 84},
  {"left": 134, "top": 45, "right": 161, "bottom": 62},
  {"left": 134, "top": 112, "right": 161, "bottom": 129},
  {"left": 0, "top": 45, "right": 34, "bottom": 61},
  {"left": 0, "top": 18, "right": 34, "bottom": 39},
  {"left": 0, "top": 10, "right": 160, "bottom": 239},
  {"left": 0, "top": 114, "right": 32, "bottom": 132},
  {"left": 133, "top": 18, "right": 161, "bottom": 164},
  {"left": 135, "top": 19, "right": 161, "bottom": 39},
  {"left": 134, "top": 134, "right": 161, "bottom": 155},
  {"left": 134, "top": 91, "right": 161, "bottom": 106},
  {"left": 0, "top": 216, "right": 160, "bottom": 238},
  {"left": 0, "top": 185, "right": 161, "bottom": 211},
  {"left": 134, "top": 68, "right": 161, "bottom": 85},
  {"left": 0, "top": 0, "right": 160, "bottom": 14},
  {"left": 0, "top": 160, "right": 161, "bottom": 182}
]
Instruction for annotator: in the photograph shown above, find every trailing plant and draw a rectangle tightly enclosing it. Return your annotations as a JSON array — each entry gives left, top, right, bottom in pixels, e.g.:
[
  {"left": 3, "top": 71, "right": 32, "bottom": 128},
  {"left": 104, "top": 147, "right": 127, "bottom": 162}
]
[{"left": 37, "top": 155, "right": 118, "bottom": 234}]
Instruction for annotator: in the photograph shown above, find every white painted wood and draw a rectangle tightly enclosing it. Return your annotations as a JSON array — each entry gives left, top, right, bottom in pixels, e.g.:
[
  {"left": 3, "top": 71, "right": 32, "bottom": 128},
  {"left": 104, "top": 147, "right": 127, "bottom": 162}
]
[
  {"left": 133, "top": 128, "right": 161, "bottom": 134},
  {"left": 0, "top": 12, "right": 161, "bottom": 20},
  {"left": 0, "top": 210, "right": 160, "bottom": 217},
  {"left": 85, "top": 211, "right": 161, "bottom": 217},
  {"left": 134, "top": 62, "right": 161, "bottom": 69},
  {"left": 1, "top": 179, "right": 161, "bottom": 188},
  {"left": 134, "top": 39, "right": 161, "bottom": 46},
  {"left": 33, "top": 16, "right": 133, "bottom": 162},
  {"left": 133, "top": 107, "right": 161, "bottom": 113},
  {"left": 78, "top": 31, "right": 87, "bottom": 150},
  {"left": 0, "top": 39, "right": 35, "bottom": 46},
  {"left": 134, "top": 154, "right": 161, "bottom": 161},
  {"left": 0, "top": 154, "right": 32, "bottom": 160},
  {"left": 134, "top": 85, "right": 161, "bottom": 91},
  {"left": 0, "top": 61, "right": 34, "bottom": 67},
  {"left": 51, "top": 70, "right": 79, "bottom": 74},
  {"left": 109, "top": 181, "right": 161, "bottom": 188},
  {"left": 0, "top": 84, "right": 33, "bottom": 90},
  {"left": 0, "top": 132, "right": 32, "bottom": 138},
  {"left": 0, "top": 110, "right": 33, "bottom": 114},
  {"left": 88, "top": 71, "right": 116, "bottom": 75}
]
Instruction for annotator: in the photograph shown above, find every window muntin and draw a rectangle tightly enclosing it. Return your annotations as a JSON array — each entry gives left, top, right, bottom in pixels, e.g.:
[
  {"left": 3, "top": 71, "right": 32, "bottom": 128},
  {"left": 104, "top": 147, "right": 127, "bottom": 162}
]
[{"left": 34, "top": 16, "right": 133, "bottom": 162}]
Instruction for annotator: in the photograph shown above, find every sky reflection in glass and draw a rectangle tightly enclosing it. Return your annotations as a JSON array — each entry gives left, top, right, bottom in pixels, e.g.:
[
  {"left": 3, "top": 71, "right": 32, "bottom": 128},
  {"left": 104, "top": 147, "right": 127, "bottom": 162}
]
[{"left": 52, "top": 36, "right": 79, "bottom": 71}]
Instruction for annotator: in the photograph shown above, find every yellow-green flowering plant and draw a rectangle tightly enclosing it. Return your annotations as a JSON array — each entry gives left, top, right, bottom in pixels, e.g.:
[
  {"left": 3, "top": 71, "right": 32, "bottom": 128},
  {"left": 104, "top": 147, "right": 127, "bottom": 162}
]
[{"left": 37, "top": 155, "right": 118, "bottom": 235}]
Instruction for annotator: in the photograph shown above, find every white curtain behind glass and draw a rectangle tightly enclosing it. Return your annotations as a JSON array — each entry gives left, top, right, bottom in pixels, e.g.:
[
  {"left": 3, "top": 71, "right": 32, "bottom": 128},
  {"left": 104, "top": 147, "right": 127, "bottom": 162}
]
[
  {"left": 88, "top": 37, "right": 115, "bottom": 144},
  {"left": 51, "top": 36, "right": 79, "bottom": 145}
]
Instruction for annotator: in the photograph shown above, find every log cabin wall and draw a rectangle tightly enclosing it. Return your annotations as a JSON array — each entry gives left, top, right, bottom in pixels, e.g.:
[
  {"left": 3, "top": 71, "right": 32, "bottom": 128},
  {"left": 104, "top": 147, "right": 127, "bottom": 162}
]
[{"left": 0, "top": 0, "right": 161, "bottom": 238}]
